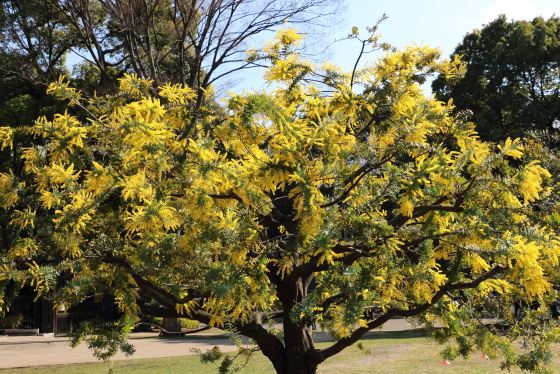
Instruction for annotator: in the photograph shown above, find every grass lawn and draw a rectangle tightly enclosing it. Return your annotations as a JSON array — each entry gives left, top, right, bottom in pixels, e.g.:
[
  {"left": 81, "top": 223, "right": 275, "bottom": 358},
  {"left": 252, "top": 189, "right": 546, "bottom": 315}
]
[{"left": 1, "top": 329, "right": 559, "bottom": 374}]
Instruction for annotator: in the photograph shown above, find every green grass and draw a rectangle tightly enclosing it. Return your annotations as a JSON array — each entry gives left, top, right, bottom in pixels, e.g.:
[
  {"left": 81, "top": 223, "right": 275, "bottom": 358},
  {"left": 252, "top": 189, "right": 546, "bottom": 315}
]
[{"left": 2, "top": 329, "right": 559, "bottom": 374}]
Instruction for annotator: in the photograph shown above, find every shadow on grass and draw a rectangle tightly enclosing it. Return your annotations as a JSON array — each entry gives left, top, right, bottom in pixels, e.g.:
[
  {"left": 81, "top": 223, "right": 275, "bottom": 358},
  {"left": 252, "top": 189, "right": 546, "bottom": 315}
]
[
  {"left": 155, "top": 334, "right": 231, "bottom": 340},
  {"left": 154, "top": 328, "right": 430, "bottom": 342},
  {"left": 361, "top": 329, "right": 428, "bottom": 341}
]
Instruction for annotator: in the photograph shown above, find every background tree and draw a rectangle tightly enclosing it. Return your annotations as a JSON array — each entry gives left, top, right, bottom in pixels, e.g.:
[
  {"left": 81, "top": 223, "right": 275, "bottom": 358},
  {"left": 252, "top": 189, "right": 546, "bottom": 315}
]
[
  {"left": 432, "top": 15, "right": 560, "bottom": 142},
  {"left": 1, "top": 0, "right": 344, "bottom": 94},
  {"left": 2, "top": 26, "right": 560, "bottom": 374},
  {"left": 0, "top": 0, "right": 74, "bottom": 157}
]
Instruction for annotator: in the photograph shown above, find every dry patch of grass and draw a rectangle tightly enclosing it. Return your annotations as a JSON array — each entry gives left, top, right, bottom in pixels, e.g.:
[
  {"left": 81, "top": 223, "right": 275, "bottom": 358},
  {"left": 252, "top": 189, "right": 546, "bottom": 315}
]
[{"left": 318, "top": 329, "right": 560, "bottom": 374}]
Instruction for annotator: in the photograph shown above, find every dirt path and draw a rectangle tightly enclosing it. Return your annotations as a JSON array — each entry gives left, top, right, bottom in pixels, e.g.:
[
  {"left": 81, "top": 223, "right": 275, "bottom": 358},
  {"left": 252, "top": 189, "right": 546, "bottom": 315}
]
[{"left": 0, "top": 332, "right": 240, "bottom": 369}]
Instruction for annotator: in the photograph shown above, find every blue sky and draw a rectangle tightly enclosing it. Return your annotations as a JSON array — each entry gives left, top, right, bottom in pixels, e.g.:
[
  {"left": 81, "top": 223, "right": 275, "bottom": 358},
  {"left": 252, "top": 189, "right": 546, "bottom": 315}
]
[
  {"left": 332, "top": 0, "right": 558, "bottom": 69},
  {"left": 232, "top": 0, "right": 558, "bottom": 95},
  {"left": 64, "top": 1, "right": 558, "bottom": 95}
]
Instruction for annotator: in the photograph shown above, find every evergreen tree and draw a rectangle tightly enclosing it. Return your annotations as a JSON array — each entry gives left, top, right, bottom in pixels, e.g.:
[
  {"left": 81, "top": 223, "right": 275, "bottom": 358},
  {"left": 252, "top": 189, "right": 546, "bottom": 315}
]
[{"left": 432, "top": 15, "right": 560, "bottom": 142}]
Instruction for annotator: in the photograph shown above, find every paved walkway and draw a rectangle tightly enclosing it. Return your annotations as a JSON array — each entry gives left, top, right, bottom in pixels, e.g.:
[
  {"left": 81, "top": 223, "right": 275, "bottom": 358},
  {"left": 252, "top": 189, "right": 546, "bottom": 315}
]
[{"left": 0, "top": 318, "right": 415, "bottom": 369}]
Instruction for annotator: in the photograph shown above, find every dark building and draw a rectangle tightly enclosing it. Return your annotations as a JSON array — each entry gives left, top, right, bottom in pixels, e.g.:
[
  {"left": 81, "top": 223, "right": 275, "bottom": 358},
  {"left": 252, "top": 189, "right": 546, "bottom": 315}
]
[{"left": 2, "top": 287, "right": 121, "bottom": 334}]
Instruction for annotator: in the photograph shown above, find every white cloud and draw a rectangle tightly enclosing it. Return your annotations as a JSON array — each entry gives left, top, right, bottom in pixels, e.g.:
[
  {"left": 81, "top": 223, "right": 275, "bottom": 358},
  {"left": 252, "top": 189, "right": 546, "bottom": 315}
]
[{"left": 480, "top": 0, "right": 539, "bottom": 24}]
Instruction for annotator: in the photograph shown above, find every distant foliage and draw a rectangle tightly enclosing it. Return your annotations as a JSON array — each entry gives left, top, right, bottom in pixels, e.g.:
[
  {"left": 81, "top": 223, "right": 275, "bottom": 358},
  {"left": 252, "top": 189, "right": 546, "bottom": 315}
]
[{"left": 432, "top": 15, "right": 560, "bottom": 141}]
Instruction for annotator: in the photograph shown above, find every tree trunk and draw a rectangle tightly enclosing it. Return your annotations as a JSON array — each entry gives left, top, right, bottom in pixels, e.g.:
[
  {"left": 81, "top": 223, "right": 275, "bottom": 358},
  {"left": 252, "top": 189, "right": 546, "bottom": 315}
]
[
  {"left": 162, "top": 317, "right": 182, "bottom": 332},
  {"left": 282, "top": 317, "right": 318, "bottom": 374},
  {"left": 255, "top": 316, "right": 319, "bottom": 374}
]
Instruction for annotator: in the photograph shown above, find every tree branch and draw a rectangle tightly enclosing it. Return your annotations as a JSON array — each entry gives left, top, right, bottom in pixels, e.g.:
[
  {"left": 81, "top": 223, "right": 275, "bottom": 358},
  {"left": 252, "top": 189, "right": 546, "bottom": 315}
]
[
  {"left": 283, "top": 244, "right": 369, "bottom": 288},
  {"left": 321, "top": 158, "right": 390, "bottom": 209},
  {"left": 309, "top": 264, "right": 508, "bottom": 366},
  {"left": 389, "top": 195, "right": 454, "bottom": 229}
]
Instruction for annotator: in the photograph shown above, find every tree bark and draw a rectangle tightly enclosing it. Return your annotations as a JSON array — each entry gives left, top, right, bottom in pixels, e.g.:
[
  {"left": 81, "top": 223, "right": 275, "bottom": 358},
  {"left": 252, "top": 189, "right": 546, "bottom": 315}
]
[
  {"left": 162, "top": 317, "right": 182, "bottom": 332},
  {"left": 275, "top": 275, "right": 319, "bottom": 374},
  {"left": 282, "top": 316, "right": 318, "bottom": 374}
]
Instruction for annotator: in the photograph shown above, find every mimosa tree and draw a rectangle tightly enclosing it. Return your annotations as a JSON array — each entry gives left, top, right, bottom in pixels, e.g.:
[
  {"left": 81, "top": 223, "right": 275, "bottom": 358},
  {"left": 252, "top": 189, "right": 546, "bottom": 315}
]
[{"left": 1, "top": 27, "right": 559, "bottom": 374}]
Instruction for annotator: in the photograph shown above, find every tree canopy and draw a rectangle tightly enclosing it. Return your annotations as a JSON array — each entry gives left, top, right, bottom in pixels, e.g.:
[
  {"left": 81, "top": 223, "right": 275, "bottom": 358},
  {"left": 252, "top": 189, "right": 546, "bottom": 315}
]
[
  {"left": 0, "top": 0, "right": 345, "bottom": 172},
  {"left": 1, "top": 25, "right": 560, "bottom": 374},
  {"left": 432, "top": 15, "right": 560, "bottom": 142},
  {"left": 0, "top": 0, "right": 346, "bottom": 200}
]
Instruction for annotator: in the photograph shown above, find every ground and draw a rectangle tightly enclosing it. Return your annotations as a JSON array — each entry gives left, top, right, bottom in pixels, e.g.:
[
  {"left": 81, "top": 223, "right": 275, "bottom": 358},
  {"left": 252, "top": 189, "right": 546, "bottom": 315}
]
[{"left": 1, "top": 318, "right": 558, "bottom": 373}]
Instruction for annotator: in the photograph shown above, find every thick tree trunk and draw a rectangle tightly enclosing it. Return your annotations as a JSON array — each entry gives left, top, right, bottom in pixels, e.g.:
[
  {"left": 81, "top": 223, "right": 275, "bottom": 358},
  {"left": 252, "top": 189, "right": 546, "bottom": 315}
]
[
  {"left": 282, "top": 317, "right": 318, "bottom": 374},
  {"left": 245, "top": 315, "right": 319, "bottom": 374},
  {"left": 255, "top": 318, "right": 318, "bottom": 374},
  {"left": 162, "top": 318, "right": 182, "bottom": 332}
]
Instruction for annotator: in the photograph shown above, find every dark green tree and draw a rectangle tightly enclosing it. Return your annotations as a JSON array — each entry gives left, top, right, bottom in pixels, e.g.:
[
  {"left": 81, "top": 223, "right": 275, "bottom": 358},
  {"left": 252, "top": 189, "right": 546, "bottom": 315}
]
[{"left": 432, "top": 15, "right": 560, "bottom": 142}]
